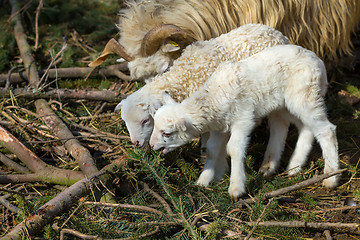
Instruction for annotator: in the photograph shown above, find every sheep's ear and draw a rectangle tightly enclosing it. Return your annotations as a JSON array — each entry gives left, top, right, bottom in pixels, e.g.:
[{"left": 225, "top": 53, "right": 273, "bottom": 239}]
[
  {"left": 161, "top": 41, "right": 181, "bottom": 53},
  {"left": 163, "top": 91, "right": 177, "bottom": 105},
  {"left": 114, "top": 100, "right": 123, "bottom": 113},
  {"left": 149, "top": 101, "right": 162, "bottom": 117}
]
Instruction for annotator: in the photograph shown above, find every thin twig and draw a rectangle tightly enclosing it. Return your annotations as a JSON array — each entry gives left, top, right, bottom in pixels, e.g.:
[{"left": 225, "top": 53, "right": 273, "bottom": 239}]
[
  {"left": 245, "top": 198, "right": 274, "bottom": 239},
  {"left": 244, "top": 220, "right": 360, "bottom": 230},
  {"left": 83, "top": 201, "right": 164, "bottom": 216},
  {"left": 142, "top": 182, "right": 173, "bottom": 215},
  {"left": 241, "top": 169, "right": 347, "bottom": 205},
  {"left": 34, "top": 0, "right": 43, "bottom": 50}
]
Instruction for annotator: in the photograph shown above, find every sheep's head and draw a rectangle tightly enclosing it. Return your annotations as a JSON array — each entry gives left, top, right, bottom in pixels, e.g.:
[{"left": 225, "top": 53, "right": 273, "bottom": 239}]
[
  {"left": 115, "top": 93, "right": 161, "bottom": 148},
  {"left": 90, "top": 24, "right": 191, "bottom": 80},
  {"left": 150, "top": 94, "right": 194, "bottom": 154}
]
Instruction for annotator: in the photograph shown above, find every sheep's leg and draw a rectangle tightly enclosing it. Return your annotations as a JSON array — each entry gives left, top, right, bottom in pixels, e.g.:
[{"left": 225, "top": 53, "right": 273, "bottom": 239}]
[
  {"left": 259, "top": 110, "right": 289, "bottom": 176},
  {"left": 286, "top": 119, "right": 314, "bottom": 175},
  {"left": 196, "top": 131, "right": 229, "bottom": 186},
  {"left": 227, "top": 120, "right": 255, "bottom": 201}
]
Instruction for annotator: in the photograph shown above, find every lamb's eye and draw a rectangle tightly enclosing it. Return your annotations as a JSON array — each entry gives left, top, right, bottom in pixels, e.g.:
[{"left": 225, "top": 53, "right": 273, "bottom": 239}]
[
  {"left": 141, "top": 119, "right": 150, "bottom": 126},
  {"left": 161, "top": 131, "right": 172, "bottom": 138}
]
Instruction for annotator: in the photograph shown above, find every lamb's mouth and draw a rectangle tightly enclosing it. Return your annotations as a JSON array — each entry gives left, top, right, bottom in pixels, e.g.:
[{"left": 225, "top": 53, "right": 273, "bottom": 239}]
[{"left": 161, "top": 147, "right": 175, "bottom": 154}]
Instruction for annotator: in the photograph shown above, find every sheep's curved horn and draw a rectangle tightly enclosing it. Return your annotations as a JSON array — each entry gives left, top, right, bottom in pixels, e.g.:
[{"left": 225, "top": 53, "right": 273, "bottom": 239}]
[
  {"left": 89, "top": 38, "right": 134, "bottom": 68},
  {"left": 141, "top": 24, "right": 187, "bottom": 57}
]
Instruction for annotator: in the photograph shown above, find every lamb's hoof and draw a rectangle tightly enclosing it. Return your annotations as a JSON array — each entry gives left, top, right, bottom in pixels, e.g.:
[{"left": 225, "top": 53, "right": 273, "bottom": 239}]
[
  {"left": 228, "top": 185, "right": 246, "bottom": 202},
  {"left": 323, "top": 175, "right": 339, "bottom": 189},
  {"left": 196, "top": 170, "right": 216, "bottom": 187},
  {"left": 259, "top": 162, "right": 275, "bottom": 177},
  {"left": 286, "top": 166, "right": 301, "bottom": 176}
]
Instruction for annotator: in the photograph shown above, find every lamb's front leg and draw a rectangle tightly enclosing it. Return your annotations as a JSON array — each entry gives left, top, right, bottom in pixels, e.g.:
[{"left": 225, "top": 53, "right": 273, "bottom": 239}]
[
  {"left": 227, "top": 120, "right": 255, "bottom": 201},
  {"left": 196, "top": 131, "right": 230, "bottom": 186}
]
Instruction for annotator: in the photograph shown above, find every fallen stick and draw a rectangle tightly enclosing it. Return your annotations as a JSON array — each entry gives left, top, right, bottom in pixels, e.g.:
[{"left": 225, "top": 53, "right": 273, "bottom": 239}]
[
  {"left": 245, "top": 220, "right": 359, "bottom": 230},
  {"left": 241, "top": 169, "right": 347, "bottom": 205},
  {"left": 9, "top": 0, "right": 40, "bottom": 89},
  {"left": 0, "top": 125, "right": 84, "bottom": 185},
  {"left": 0, "top": 152, "right": 30, "bottom": 174},
  {"left": 83, "top": 201, "right": 164, "bottom": 216},
  {"left": 0, "top": 186, "right": 24, "bottom": 215},
  {"left": 35, "top": 99, "right": 99, "bottom": 176},
  {"left": 0, "top": 173, "right": 40, "bottom": 184},
  {"left": 0, "top": 171, "right": 109, "bottom": 240},
  {"left": 0, "top": 63, "right": 131, "bottom": 86},
  {"left": 0, "top": 88, "right": 125, "bottom": 102}
]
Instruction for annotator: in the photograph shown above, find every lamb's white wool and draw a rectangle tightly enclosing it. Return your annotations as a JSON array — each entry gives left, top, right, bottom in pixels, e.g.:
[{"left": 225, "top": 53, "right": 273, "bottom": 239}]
[
  {"left": 117, "top": 24, "right": 289, "bottom": 147},
  {"left": 150, "top": 45, "right": 339, "bottom": 200}
]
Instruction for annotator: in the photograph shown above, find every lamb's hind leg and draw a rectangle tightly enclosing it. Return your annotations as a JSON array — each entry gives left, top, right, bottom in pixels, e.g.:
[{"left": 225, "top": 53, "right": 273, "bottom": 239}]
[
  {"left": 196, "top": 131, "right": 230, "bottom": 186},
  {"left": 287, "top": 101, "right": 339, "bottom": 188},
  {"left": 259, "top": 110, "right": 289, "bottom": 176}
]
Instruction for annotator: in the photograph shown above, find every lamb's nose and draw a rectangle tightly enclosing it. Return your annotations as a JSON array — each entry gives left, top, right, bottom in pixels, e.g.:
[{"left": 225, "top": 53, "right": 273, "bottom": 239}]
[
  {"left": 150, "top": 144, "right": 154, "bottom": 149},
  {"left": 133, "top": 141, "right": 139, "bottom": 147}
]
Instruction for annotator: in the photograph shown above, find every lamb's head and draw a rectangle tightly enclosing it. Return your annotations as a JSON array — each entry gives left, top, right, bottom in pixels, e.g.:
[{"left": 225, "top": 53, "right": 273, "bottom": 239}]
[
  {"left": 150, "top": 96, "right": 195, "bottom": 154},
  {"left": 90, "top": 24, "right": 192, "bottom": 80},
  {"left": 115, "top": 93, "right": 161, "bottom": 148}
]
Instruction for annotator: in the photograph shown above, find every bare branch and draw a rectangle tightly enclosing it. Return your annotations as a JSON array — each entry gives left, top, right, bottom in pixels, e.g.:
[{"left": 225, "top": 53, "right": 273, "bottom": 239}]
[
  {"left": 9, "top": 0, "right": 40, "bottom": 89},
  {"left": 0, "top": 152, "right": 30, "bottom": 174},
  {"left": 35, "top": 99, "right": 99, "bottom": 176},
  {"left": 83, "top": 201, "right": 164, "bottom": 216},
  {"left": 245, "top": 220, "right": 360, "bottom": 230},
  {"left": 0, "top": 88, "right": 125, "bottom": 102},
  {"left": 0, "top": 171, "right": 109, "bottom": 240},
  {"left": 0, "top": 125, "right": 85, "bottom": 185},
  {"left": 0, "top": 64, "right": 130, "bottom": 86},
  {"left": 241, "top": 169, "right": 347, "bottom": 205}
]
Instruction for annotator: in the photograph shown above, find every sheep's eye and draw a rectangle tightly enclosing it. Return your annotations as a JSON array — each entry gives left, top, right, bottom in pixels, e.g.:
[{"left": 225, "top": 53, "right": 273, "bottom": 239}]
[
  {"left": 161, "top": 131, "right": 172, "bottom": 138},
  {"left": 141, "top": 119, "right": 150, "bottom": 126}
]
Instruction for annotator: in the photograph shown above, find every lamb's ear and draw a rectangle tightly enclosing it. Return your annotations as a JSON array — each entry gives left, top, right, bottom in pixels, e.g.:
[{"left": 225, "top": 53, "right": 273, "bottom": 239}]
[
  {"left": 176, "top": 118, "right": 188, "bottom": 132},
  {"left": 163, "top": 91, "right": 177, "bottom": 105},
  {"left": 114, "top": 100, "right": 123, "bottom": 113},
  {"left": 149, "top": 101, "right": 162, "bottom": 117}
]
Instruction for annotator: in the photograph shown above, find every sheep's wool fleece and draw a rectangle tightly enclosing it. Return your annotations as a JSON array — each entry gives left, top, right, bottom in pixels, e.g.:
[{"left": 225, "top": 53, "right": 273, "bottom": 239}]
[
  {"left": 118, "top": 0, "right": 360, "bottom": 61},
  {"left": 172, "top": 45, "right": 328, "bottom": 133},
  {"left": 136, "top": 24, "right": 289, "bottom": 103}
]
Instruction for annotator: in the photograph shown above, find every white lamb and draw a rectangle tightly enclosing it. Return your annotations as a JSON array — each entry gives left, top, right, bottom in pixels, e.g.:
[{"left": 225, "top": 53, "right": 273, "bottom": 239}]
[
  {"left": 117, "top": 24, "right": 321, "bottom": 181},
  {"left": 149, "top": 44, "right": 339, "bottom": 200}
]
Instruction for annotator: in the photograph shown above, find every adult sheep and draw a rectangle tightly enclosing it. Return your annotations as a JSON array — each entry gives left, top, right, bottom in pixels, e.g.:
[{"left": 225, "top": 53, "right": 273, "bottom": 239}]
[{"left": 90, "top": 0, "right": 360, "bottom": 79}]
